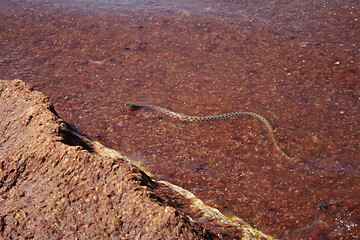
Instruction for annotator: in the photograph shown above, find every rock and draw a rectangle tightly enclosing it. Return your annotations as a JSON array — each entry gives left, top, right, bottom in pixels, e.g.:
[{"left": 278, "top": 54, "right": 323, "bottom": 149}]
[
  {"left": 0, "top": 79, "right": 276, "bottom": 240},
  {"left": 0, "top": 79, "right": 215, "bottom": 239}
]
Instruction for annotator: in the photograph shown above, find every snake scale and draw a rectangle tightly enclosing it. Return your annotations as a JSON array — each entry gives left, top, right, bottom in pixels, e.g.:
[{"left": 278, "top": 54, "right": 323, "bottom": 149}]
[{"left": 125, "top": 103, "right": 294, "bottom": 160}]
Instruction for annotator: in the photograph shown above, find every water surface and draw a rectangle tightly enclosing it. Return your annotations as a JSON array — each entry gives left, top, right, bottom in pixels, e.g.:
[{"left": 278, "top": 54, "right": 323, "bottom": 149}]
[{"left": 1, "top": 0, "right": 359, "bottom": 238}]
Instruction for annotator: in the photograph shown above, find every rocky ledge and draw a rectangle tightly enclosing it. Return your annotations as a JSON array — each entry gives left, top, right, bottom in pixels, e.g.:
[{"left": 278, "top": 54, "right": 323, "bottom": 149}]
[{"left": 0, "top": 79, "right": 272, "bottom": 239}]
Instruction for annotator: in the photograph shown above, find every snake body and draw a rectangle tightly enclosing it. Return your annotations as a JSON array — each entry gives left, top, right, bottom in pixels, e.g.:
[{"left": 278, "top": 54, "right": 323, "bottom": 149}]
[{"left": 125, "top": 103, "right": 293, "bottom": 160}]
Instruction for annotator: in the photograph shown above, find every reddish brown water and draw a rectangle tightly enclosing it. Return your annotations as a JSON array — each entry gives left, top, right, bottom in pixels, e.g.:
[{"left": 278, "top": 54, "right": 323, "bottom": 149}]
[{"left": 1, "top": 0, "right": 360, "bottom": 238}]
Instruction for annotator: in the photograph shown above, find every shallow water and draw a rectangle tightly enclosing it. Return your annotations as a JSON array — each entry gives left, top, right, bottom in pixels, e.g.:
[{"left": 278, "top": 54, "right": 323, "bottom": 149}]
[{"left": 1, "top": 0, "right": 360, "bottom": 238}]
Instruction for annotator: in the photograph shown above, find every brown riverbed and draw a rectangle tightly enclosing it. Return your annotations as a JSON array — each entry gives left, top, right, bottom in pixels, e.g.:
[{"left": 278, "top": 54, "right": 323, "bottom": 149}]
[{"left": 1, "top": 0, "right": 359, "bottom": 238}]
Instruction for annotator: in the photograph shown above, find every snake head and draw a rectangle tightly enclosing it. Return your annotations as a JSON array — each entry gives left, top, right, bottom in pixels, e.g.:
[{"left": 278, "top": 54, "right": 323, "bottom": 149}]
[{"left": 125, "top": 103, "right": 142, "bottom": 110}]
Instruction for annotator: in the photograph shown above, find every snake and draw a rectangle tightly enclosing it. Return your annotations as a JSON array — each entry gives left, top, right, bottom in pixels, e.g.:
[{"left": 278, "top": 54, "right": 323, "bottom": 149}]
[{"left": 125, "top": 103, "right": 294, "bottom": 160}]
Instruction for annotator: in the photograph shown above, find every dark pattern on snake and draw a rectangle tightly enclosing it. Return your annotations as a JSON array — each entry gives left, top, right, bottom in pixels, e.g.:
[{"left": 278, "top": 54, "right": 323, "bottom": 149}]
[{"left": 125, "top": 103, "right": 294, "bottom": 160}]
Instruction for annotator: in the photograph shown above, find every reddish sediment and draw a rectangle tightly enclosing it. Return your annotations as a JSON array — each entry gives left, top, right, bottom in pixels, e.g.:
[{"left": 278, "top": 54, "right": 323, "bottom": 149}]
[{"left": 1, "top": 0, "right": 359, "bottom": 238}]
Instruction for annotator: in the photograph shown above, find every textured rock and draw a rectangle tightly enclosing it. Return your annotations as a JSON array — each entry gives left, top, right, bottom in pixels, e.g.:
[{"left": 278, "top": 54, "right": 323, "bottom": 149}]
[{"left": 0, "top": 79, "right": 216, "bottom": 239}]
